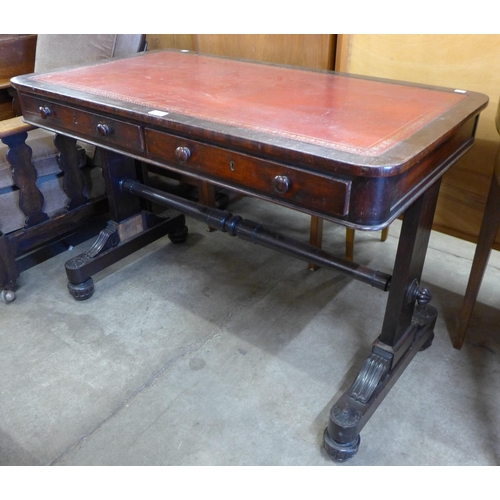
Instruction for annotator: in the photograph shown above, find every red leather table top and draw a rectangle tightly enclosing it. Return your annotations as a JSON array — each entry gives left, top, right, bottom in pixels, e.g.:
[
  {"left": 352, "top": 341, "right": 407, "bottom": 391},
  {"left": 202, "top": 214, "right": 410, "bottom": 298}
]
[{"left": 30, "top": 50, "right": 467, "bottom": 158}]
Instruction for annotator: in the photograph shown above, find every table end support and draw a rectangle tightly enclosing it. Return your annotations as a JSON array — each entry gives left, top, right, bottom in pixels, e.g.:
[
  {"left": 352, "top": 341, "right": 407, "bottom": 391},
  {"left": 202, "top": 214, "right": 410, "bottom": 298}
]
[
  {"left": 65, "top": 210, "right": 187, "bottom": 300},
  {"left": 323, "top": 304, "right": 437, "bottom": 461}
]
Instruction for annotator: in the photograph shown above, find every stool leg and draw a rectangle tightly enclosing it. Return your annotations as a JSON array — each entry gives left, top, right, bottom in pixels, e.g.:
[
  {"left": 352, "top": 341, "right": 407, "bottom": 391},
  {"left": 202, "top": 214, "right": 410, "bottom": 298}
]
[{"left": 455, "top": 168, "right": 500, "bottom": 349}]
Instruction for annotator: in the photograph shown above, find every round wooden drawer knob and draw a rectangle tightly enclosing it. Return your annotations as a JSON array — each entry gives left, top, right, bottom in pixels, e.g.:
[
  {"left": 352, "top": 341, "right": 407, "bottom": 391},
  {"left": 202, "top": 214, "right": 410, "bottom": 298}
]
[
  {"left": 97, "top": 123, "right": 111, "bottom": 136},
  {"left": 38, "top": 106, "right": 52, "bottom": 119},
  {"left": 175, "top": 146, "right": 191, "bottom": 162},
  {"left": 273, "top": 175, "right": 291, "bottom": 194}
]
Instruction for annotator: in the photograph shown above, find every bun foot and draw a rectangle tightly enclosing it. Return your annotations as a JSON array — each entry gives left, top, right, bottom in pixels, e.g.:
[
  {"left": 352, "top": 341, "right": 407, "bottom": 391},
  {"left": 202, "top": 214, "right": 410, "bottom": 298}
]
[
  {"left": 168, "top": 225, "right": 188, "bottom": 244},
  {"left": 67, "top": 278, "right": 94, "bottom": 301},
  {"left": 323, "top": 428, "right": 360, "bottom": 462}
]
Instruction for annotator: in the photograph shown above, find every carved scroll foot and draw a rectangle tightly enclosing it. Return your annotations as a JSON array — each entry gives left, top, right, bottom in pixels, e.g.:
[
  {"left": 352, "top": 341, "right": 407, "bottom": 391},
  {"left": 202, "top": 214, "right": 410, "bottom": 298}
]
[
  {"left": 323, "top": 305, "right": 438, "bottom": 461},
  {"left": 65, "top": 223, "right": 120, "bottom": 300},
  {"left": 64, "top": 210, "right": 186, "bottom": 300}
]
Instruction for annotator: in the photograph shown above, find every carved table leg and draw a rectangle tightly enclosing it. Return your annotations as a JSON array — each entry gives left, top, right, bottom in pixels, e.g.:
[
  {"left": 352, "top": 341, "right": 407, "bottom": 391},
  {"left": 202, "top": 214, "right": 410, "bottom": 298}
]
[
  {"left": 64, "top": 150, "right": 187, "bottom": 300},
  {"left": 323, "top": 179, "right": 442, "bottom": 461}
]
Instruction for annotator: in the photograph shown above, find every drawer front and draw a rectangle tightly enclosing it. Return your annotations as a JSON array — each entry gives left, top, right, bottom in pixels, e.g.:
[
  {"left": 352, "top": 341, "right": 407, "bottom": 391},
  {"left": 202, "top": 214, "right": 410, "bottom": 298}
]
[
  {"left": 21, "top": 94, "right": 144, "bottom": 153},
  {"left": 145, "top": 128, "right": 351, "bottom": 217}
]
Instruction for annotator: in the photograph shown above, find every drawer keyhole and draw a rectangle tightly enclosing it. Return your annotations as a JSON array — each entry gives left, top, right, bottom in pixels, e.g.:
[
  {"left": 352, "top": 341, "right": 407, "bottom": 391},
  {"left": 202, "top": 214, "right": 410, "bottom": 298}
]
[{"left": 273, "top": 175, "right": 291, "bottom": 194}]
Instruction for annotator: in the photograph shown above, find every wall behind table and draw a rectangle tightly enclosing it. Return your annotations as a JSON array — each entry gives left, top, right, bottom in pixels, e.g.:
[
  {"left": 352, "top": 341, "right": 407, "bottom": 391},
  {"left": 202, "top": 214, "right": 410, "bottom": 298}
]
[
  {"left": 145, "top": 34, "right": 336, "bottom": 69},
  {"left": 338, "top": 34, "right": 500, "bottom": 250}
]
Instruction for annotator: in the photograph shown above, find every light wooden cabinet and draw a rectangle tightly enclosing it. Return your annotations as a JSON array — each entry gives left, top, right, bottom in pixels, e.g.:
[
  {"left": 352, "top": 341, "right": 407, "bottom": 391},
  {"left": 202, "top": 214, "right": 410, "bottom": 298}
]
[{"left": 146, "top": 34, "right": 335, "bottom": 70}]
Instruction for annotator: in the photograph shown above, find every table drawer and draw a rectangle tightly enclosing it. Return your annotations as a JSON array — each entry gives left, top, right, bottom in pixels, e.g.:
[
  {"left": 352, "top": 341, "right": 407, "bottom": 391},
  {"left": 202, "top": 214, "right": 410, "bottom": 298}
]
[
  {"left": 145, "top": 128, "right": 351, "bottom": 217},
  {"left": 21, "top": 95, "right": 144, "bottom": 153}
]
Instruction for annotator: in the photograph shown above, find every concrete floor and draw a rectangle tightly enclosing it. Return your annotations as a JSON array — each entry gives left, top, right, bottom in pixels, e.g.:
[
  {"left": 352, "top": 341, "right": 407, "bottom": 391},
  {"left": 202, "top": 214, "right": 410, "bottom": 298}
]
[{"left": 1, "top": 195, "right": 499, "bottom": 466}]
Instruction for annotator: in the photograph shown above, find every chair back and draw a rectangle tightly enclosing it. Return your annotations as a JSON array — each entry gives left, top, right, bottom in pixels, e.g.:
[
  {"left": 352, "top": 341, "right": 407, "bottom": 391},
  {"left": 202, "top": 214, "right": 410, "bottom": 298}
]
[{"left": 34, "top": 34, "right": 145, "bottom": 73}]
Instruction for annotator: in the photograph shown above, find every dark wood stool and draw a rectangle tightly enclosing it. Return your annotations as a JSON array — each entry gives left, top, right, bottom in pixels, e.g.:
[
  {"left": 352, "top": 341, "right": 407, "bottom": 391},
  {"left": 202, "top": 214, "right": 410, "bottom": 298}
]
[{"left": 455, "top": 102, "right": 500, "bottom": 349}]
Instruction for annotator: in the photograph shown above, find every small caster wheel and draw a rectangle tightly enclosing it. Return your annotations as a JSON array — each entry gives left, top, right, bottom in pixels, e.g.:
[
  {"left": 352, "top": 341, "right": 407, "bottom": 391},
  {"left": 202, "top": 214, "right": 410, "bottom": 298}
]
[
  {"left": 1, "top": 289, "right": 16, "bottom": 304},
  {"left": 67, "top": 278, "right": 94, "bottom": 301},
  {"left": 168, "top": 225, "right": 188, "bottom": 244},
  {"left": 323, "top": 428, "right": 360, "bottom": 462}
]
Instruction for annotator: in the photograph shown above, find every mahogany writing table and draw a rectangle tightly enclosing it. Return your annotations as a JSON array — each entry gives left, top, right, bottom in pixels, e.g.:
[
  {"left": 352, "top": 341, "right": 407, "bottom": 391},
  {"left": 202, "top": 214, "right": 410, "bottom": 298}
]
[{"left": 11, "top": 50, "right": 488, "bottom": 460}]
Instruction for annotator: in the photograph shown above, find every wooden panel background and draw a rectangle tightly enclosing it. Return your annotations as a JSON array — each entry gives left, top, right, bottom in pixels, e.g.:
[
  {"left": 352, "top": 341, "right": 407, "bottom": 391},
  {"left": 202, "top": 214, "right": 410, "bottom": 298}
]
[
  {"left": 146, "top": 34, "right": 335, "bottom": 70},
  {"left": 336, "top": 34, "right": 500, "bottom": 249}
]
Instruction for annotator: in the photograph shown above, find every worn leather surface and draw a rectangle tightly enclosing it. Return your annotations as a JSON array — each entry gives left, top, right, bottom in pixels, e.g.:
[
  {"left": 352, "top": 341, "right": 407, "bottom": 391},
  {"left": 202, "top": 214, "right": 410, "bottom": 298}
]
[{"left": 33, "top": 51, "right": 467, "bottom": 157}]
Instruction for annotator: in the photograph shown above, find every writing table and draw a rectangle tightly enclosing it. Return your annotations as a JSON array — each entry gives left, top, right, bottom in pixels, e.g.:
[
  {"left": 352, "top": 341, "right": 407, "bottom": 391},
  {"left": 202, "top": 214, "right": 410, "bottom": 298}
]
[{"left": 11, "top": 50, "right": 488, "bottom": 460}]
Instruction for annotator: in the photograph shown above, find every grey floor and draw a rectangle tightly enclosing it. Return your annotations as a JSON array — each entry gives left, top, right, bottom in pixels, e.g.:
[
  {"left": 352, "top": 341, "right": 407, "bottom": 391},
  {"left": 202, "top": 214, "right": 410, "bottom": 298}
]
[{"left": 1, "top": 195, "right": 499, "bottom": 466}]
